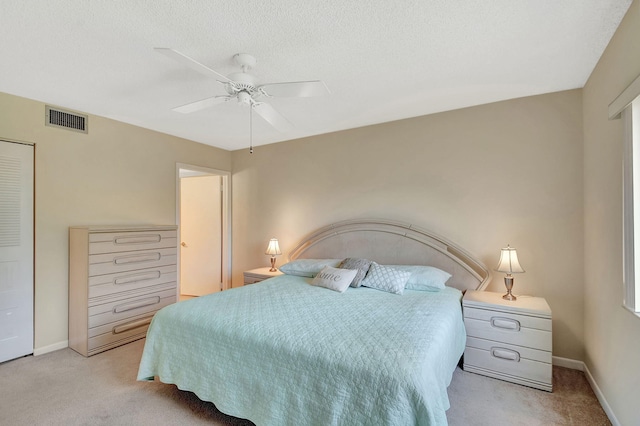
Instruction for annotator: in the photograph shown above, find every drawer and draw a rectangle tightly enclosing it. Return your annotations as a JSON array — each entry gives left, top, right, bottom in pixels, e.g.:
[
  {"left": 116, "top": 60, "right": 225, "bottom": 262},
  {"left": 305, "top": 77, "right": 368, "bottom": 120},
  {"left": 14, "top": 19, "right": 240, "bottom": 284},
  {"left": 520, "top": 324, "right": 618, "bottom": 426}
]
[
  {"left": 464, "top": 338, "right": 552, "bottom": 389},
  {"left": 464, "top": 309, "right": 552, "bottom": 351},
  {"left": 89, "top": 230, "right": 177, "bottom": 255},
  {"left": 89, "top": 281, "right": 176, "bottom": 306},
  {"left": 88, "top": 265, "right": 177, "bottom": 298},
  {"left": 88, "top": 288, "right": 176, "bottom": 328},
  {"left": 466, "top": 336, "right": 551, "bottom": 364},
  {"left": 87, "top": 315, "right": 153, "bottom": 355},
  {"left": 88, "top": 329, "right": 148, "bottom": 355},
  {"left": 89, "top": 311, "right": 155, "bottom": 339},
  {"left": 244, "top": 275, "right": 263, "bottom": 285},
  {"left": 88, "top": 312, "right": 157, "bottom": 353},
  {"left": 464, "top": 306, "right": 551, "bottom": 331},
  {"left": 89, "top": 247, "right": 177, "bottom": 277}
]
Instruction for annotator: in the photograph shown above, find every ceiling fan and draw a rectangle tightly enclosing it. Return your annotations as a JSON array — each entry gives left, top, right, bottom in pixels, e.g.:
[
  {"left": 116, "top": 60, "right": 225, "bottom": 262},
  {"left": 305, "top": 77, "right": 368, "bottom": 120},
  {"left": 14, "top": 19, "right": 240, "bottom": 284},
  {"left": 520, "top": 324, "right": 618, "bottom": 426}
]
[{"left": 155, "top": 48, "right": 330, "bottom": 135}]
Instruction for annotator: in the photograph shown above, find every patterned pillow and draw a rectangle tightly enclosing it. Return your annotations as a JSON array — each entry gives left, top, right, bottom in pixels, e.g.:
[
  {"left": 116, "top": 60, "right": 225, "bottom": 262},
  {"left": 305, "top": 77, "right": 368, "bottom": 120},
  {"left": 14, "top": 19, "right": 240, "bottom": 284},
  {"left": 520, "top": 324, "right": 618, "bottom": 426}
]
[
  {"left": 338, "top": 258, "right": 372, "bottom": 287},
  {"left": 360, "top": 262, "right": 411, "bottom": 295},
  {"left": 387, "top": 265, "right": 452, "bottom": 291},
  {"left": 311, "top": 266, "right": 358, "bottom": 293}
]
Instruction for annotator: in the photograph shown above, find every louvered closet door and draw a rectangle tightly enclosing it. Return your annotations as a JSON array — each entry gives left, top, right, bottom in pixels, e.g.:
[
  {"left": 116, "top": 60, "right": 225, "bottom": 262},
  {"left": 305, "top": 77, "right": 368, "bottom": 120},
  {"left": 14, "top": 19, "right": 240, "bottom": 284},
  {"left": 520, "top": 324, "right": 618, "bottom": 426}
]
[{"left": 0, "top": 141, "right": 34, "bottom": 363}]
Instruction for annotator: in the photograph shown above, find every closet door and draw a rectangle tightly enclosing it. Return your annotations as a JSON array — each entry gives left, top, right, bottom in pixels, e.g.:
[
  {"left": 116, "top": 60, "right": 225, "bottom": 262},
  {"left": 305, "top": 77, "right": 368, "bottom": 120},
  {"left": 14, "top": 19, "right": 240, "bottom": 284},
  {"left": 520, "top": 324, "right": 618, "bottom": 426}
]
[{"left": 0, "top": 141, "right": 34, "bottom": 363}]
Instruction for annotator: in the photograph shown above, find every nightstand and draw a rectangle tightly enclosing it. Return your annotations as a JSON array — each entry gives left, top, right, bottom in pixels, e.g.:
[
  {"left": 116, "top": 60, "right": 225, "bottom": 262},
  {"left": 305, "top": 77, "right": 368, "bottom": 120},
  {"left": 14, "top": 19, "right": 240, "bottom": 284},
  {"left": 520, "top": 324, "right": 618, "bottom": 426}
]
[
  {"left": 243, "top": 267, "right": 284, "bottom": 285},
  {"left": 462, "top": 290, "right": 553, "bottom": 392}
]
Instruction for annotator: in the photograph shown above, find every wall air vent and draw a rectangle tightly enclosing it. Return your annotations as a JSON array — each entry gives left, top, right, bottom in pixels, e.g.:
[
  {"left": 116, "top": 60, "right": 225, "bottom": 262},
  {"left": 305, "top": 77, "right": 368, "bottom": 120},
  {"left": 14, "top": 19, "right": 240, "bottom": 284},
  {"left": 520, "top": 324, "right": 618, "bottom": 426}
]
[{"left": 45, "top": 106, "right": 87, "bottom": 133}]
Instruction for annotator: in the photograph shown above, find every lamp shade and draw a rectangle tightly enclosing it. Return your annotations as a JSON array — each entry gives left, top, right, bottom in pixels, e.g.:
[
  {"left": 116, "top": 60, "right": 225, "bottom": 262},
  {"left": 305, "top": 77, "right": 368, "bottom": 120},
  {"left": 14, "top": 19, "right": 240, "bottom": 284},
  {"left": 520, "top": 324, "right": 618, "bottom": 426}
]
[
  {"left": 265, "top": 238, "right": 282, "bottom": 256},
  {"left": 495, "top": 245, "right": 525, "bottom": 274}
]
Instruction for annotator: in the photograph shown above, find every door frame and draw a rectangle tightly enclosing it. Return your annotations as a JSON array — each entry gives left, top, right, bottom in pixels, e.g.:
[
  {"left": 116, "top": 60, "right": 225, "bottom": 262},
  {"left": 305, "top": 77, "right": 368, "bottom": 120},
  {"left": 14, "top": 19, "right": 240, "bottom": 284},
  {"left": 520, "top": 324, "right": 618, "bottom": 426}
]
[{"left": 176, "top": 163, "right": 231, "bottom": 293}]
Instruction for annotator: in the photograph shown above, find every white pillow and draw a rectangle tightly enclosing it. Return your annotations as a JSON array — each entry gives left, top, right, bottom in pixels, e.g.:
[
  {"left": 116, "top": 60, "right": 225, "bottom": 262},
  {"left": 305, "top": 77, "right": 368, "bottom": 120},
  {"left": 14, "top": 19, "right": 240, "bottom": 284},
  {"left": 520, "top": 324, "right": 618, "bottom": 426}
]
[
  {"left": 279, "top": 259, "right": 343, "bottom": 277},
  {"left": 311, "top": 266, "right": 357, "bottom": 293},
  {"left": 360, "top": 263, "right": 411, "bottom": 295}
]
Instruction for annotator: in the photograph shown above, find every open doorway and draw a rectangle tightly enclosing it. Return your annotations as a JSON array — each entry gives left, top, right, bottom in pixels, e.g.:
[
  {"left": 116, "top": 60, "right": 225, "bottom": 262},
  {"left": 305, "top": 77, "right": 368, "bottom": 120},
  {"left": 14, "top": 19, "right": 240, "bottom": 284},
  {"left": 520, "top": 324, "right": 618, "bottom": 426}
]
[{"left": 176, "top": 163, "right": 231, "bottom": 300}]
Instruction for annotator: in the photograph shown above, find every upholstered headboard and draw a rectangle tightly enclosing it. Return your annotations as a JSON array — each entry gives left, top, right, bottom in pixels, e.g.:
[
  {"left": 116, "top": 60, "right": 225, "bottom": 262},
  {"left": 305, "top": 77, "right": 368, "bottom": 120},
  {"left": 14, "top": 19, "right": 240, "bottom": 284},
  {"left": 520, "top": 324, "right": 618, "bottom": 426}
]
[{"left": 289, "top": 219, "right": 490, "bottom": 292}]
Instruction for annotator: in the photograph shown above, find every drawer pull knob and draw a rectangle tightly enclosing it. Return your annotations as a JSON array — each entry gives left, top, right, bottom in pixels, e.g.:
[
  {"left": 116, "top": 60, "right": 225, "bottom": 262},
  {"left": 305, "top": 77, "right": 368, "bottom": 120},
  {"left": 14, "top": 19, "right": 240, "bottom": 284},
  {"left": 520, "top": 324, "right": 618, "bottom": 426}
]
[
  {"left": 113, "top": 252, "right": 161, "bottom": 265},
  {"left": 491, "top": 347, "right": 521, "bottom": 362},
  {"left": 114, "top": 234, "right": 162, "bottom": 245},
  {"left": 113, "top": 296, "right": 160, "bottom": 313},
  {"left": 490, "top": 317, "right": 521, "bottom": 331},
  {"left": 114, "top": 270, "right": 162, "bottom": 285},
  {"left": 112, "top": 316, "right": 153, "bottom": 334}
]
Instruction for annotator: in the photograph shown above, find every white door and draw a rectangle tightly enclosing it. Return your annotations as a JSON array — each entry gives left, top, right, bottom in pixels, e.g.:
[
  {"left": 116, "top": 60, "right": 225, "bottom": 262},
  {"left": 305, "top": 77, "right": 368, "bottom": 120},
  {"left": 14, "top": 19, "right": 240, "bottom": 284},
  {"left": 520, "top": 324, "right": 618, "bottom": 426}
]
[
  {"left": 180, "top": 175, "right": 222, "bottom": 296},
  {"left": 0, "top": 141, "right": 34, "bottom": 363}
]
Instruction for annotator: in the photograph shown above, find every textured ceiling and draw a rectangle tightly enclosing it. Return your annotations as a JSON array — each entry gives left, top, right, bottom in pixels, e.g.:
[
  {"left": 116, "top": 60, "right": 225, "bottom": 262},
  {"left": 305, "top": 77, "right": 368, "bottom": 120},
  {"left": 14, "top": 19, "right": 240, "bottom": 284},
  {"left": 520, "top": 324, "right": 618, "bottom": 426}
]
[{"left": 0, "top": 1, "right": 632, "bottom": 151}]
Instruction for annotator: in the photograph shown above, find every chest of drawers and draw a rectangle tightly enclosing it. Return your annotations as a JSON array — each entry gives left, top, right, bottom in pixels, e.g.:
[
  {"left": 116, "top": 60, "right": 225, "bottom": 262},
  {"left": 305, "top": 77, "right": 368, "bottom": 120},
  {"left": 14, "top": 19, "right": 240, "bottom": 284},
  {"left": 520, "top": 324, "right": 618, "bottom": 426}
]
[
  {"left": 69, "top": 225, "right": 178, "bottom": 356},
  {"left": 462, "top": 290, "right": 553, "bottom": 391}
]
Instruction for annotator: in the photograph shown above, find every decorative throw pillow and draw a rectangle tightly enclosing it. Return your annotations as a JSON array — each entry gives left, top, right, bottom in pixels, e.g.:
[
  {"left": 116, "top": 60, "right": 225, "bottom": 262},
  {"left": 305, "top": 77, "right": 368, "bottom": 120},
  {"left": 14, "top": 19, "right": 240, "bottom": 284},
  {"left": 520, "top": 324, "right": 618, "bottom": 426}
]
[
  {"left": 387, "top": 265, "right": 452, "bottom": 291},
  {"left": 311, "top": 266, "right": 358, "bottom": 293},
  {"left": 360, "top": 262, "right": 411, "bottom": 295},
  {"left": 338, "top": 258, "right": 372, "bottom": 287},
  {"left": 279, "top": 259, "right": 343, "bottom": 277}
]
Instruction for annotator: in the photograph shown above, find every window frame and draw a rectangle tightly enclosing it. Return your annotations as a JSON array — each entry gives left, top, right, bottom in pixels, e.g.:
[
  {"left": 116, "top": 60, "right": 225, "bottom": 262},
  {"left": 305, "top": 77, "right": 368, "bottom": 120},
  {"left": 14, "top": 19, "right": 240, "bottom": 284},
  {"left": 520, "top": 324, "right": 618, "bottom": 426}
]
[
  {"left": 622, "top": 101, "right": 640, "bottom": 314},
  {"left": 611, "top": 73, "right": 640, "bottom": 316}
]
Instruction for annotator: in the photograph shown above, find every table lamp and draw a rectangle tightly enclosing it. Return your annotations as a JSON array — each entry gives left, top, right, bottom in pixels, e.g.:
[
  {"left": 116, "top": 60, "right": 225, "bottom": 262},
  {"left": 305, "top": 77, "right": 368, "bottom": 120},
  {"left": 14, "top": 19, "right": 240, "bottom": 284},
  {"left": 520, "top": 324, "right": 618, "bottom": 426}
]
[
  {"left": 265, "top": 238, "right": 282, "bottom": 272},
  {"left": 495, "top": 245, "right": 525, "bottom": 301}
]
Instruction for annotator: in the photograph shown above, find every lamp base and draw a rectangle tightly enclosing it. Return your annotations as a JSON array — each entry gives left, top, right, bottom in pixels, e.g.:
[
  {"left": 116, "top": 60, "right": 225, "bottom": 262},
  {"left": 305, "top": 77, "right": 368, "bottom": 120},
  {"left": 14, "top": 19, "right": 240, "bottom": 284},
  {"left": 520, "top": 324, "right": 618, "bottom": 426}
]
[
  {"left": 269, "top": 256, "right": 277, "bottom": 272},
  {"left": 502, "top": 275, "right": 516, "bottom": 301},
  {"left": 502, "top": 292, "right": 517, "bottom": 301}
]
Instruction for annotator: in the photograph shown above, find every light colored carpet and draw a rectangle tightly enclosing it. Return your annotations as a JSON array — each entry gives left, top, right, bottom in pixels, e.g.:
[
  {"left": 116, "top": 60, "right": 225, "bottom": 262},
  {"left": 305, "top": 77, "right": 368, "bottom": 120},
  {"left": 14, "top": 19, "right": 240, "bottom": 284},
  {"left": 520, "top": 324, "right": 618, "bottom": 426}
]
[{"left": 0, "top": 339, "right": 611, "bottom": 425}]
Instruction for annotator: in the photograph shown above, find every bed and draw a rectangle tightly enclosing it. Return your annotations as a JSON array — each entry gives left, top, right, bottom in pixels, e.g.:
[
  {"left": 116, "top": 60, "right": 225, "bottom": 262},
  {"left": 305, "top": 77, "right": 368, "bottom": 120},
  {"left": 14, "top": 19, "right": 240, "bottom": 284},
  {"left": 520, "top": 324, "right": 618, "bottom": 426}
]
[{"left": 137, "top": 219, "right": 490, "bottom": 425}]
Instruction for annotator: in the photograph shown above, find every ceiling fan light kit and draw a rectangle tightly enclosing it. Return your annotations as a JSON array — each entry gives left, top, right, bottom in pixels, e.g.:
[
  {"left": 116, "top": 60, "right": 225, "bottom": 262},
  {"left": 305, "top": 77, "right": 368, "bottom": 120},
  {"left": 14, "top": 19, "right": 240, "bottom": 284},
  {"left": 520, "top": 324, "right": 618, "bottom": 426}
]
[
  {"left": 236, "top": 91, "right": 253, "bottom": 105},
  {"left": 155, "top": 48, "right": 329, "bottom": 152}
]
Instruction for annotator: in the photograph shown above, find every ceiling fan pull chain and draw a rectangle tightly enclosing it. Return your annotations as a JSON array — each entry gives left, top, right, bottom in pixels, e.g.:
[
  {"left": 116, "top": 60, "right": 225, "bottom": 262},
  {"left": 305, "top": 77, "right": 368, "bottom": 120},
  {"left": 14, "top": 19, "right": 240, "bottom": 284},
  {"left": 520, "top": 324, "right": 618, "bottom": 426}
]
[{"left": 249, "top": 104, "right": 254, "bottom": 154}]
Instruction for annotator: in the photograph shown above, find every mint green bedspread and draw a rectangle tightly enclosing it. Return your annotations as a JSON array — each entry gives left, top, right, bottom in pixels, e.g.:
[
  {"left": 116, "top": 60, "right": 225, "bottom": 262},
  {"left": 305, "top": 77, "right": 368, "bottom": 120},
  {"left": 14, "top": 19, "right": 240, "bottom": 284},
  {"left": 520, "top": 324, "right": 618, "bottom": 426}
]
[{"left": 137, "top": 274, "right": 465, "bottom": 425}]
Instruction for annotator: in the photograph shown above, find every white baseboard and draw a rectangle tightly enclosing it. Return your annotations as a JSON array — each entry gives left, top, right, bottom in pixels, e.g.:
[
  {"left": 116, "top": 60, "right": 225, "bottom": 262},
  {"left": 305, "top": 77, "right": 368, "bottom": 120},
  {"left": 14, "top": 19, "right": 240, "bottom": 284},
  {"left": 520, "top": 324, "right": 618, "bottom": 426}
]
[
  {"left": 33, "top": 340, "right": 68, "bottom": 356},
  {"left": 552, "top": 356, "right": 584, "bottom": 371},
  {"left": 583, "top": 363, "right": 621, "bottom": 426}
]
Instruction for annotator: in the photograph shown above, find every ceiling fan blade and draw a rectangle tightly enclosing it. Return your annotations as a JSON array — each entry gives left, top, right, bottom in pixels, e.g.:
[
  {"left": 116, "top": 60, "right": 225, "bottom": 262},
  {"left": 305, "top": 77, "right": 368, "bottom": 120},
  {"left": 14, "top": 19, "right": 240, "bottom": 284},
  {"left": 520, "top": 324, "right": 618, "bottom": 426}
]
[
  {"left": 155, "top": 48, "right": 231, "bottom": 82},
  {"left": 172, "top": 96, "right": 231, "bottom": 114},
  {"left": 252, "top": 102, "right": 293, "bottom": 132},
  {"left": 259, "top": 80, "right": 330, "bottom": 98}
]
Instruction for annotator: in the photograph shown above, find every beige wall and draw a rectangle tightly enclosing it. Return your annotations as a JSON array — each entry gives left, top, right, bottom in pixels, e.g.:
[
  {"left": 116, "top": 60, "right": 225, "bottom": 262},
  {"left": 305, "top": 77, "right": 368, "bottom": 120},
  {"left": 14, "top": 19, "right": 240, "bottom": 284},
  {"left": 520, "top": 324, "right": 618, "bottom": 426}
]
[
  {"left": 583, "top": 1, "right": 640, "bottom": 425},
  {"left": 0, "top": 91, "right": 231, "bottom": 352},
  {"left": 232, "top": 89, "right": 585, "bottom": 360}
]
